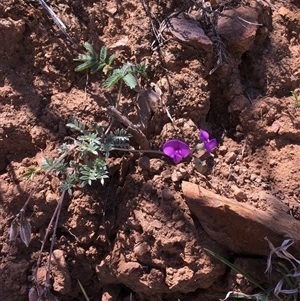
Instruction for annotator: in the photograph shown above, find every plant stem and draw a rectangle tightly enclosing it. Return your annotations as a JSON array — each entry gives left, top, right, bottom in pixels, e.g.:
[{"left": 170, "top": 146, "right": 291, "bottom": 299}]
[
  {"left": 107, "top": 106, "right": 150, "bottom": 149},
  {"left": 112, "top": 147, "right": 164, "bottom": 155},
  {"left": 34, "top": 190, "right": 66, "bottom": 281},
  {"left": 46, "top": 190, "right": 65, "bottom": 287}
]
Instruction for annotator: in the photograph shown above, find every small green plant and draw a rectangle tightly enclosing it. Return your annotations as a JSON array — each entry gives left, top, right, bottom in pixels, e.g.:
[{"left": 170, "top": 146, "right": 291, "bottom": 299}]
[
  {"left": 205, "top": 238, "right": 300, "bottom": 301},
  {"left": 9, "top": 117, "right": 133, "bottom": 299},
  {"left": 74, "top": 42, "right": 148, "bottom": 91},
  {"left": 12, "top": 42, "right": 155, "bottom": 300},
  {"left": 104, "top": 61, "right": 147, "bottom": 91},
  {"left": 291, "top": 90, "right": 300, "bottom": 107},
  {"left": 74, "top": 42, "right": 116, "bottom": 74}
]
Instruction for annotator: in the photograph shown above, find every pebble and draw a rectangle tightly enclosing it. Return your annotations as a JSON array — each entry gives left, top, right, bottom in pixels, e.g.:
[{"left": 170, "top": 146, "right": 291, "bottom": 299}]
[
  {"left": 134, "top": 242, "right": 150, "bottom": 257},
  {"left": 171, "top": 170, "right": 184, "bottom": 182},
  {"left": 269, "top": 159, "right": 276, "bottom": 167},
  {"left": 218, "top": 145, "right": 228, "bottom": 155},
  {"left": 232, "top": 185, "right": 247, "bottom": 201},
  {"left": 138, "top": 156, "right": 150, "bottom": 171},
  {"left": 161, "top": 188, "right": 173, "bottom": 200},
  {"left": 225, "top": 152, "right": 237, "bottom": 164}
]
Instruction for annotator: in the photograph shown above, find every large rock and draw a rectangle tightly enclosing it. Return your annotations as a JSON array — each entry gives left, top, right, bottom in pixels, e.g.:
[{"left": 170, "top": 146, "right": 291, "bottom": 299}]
[
  {"left": 217, "top": 6, "right": 259, "bottom": 54},
  {"left": 182, "top": 181, "right": 300, "bottom": 256}
]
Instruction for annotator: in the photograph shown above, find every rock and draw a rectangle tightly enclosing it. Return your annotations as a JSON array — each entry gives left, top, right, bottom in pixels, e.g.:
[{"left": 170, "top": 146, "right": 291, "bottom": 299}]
[
  {"left": 217, "top": 7, "right": 259, "bottom": 54},
  {"left": 218, "top": 145, "right": 228, "bottom": 155},
  {"left": 101, "top": 284, "right": 122, "bottom": 301},
  {"left": 161, "top": 188, "right": 173, "bottom": 200},
  {"left": 167, "top": 13, "right": 213, "bottom": 53},
  {"left": 225, "top": 151, "right": 237, "bottom": 164},
  {"left": 182, "top": 181, "right": 300, "bottom": 256},
  {"left": 232, "top": 185, "right": 247, "bottom": 202},
  {"left": 138, "top": 156, "right": 150, "bottom": 171}
]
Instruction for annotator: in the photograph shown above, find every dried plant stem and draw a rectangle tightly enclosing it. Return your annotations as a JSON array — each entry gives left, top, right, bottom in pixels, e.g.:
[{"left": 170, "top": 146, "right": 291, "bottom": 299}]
[
  {"left": 107, "top": 106, "right": 150, "bottom": 149},
  {"left": 104, "top": 81, "right": 123, "bottom": 135},
  {"left": 37, "top": 0, "right": 77, "bottom": 45},
  {"left": 46, "top": 190, "right": 65, "bottom": 287},
  {"left": 34, "top": 190, "right": 66, "bottom": 283}
]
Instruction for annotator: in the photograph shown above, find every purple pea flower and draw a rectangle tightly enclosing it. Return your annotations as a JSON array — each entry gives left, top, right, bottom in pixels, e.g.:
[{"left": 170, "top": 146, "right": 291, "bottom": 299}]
[
  {"left": 163, "top": 139, "right": 190, "bottom": 164},
  {"left": 199, "top": 129, "right": 217, "bottom": 153}
]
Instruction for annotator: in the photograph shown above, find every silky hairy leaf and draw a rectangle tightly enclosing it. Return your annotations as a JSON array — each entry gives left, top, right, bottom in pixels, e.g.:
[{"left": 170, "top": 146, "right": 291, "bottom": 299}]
[
  {"left": 99, "top": 46, "right": 107, "bottom": 63},
  {"left": 90, "top": 62, "right": 106, "bottom": 74},
  {"left": 83, "top": 42, "right": 97, "bottom": 59},
  {"left": 74, "top": 60, "right": 97, "bottom": 72},
  {"left": 41, "top": 158, "right": 55, "bottom": 170},
  {"left": 104, "top": 69, "right": 123, "bottom": 89},
  {"left": 108, "top": 53, "right": 116, "bottom": 65},
  {"left": 66, "top": 118, "right": 85, "bottom": 133},
  {"left": 73, "top": 54, "right": 92, "bottom": 62},
  {"left": 123, "top": 73, "right": 137, "bottom": 89}
]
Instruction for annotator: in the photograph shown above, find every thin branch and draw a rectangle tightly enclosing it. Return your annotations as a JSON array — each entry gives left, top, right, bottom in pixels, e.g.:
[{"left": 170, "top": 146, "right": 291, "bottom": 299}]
[
  {"left": 37, "top": 0, "right": 77, "bottom": 44},
  {"left": 46, "top": 190, "right": 66, "bottom": 288},
  {"left": 34, "top": 190, "right": 66, "bottom": 280},
  {"left": 107, "top": 106, "right": 150, "bottom": 149}
]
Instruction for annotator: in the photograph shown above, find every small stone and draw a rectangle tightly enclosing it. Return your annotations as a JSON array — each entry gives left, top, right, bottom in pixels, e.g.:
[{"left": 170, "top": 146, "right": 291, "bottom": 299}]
[
  {"left": 149, "top": 159, "right": 164, "bottom": 173},
  {"left": 269, "top": 159, "right": 276, "bottom": 167},
  {"left": 232, "top": 185, "right": 247, "bottom": 202},
  {"left": 162, "top": 188, "right": 173, "bottom": 200},
  {"left": 219, "top": 145, "right": 228, "bottom": 155},
  {"left": 255, "top": 177, "right": 262, "bottom": 183},
  {"left": 138, "top": 156, "right": 150, "bottom": 171},
  {"left": 161, "top": 169, "right": 171, "bottom": 179},
  {"left": 134, "top": 242, "right": 150, "bottom": 257},
  {"left": 225, "top": 152, "right": 237, "bottom": 164},
  {"left": 168, "top": 13, "right": 213, "bottom": 53},
  {"left": 151, "top": 220, "right": 163, "bottom": 229},
  {"left": 233, "top": 166, "right": 240, "bottom": 173},
  {"left": 171, "top": 170, "right": 183, "bottom": 182}
]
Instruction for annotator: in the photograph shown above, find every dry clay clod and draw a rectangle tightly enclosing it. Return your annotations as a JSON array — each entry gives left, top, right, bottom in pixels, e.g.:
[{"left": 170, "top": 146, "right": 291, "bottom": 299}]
[
  {"left": 137, "top": 83, "right": 162, "bottom": 130},
  {"left": 167, "top": 13, "right": 213, "bottom": 53}
]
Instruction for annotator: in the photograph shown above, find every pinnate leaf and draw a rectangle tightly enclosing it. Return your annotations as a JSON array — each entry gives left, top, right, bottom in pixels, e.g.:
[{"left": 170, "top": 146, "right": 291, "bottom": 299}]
[
  {"left": 123, "top": 73, "right": 137, "bottom": 89},
  {"left": 104, "top": 69, "right": 123, "bottom": 89}
]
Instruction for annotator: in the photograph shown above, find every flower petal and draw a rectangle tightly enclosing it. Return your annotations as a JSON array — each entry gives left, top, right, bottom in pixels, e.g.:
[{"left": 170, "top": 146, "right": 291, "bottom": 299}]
[
  {"left": 162, "top": 140, "right": 179, "bottom": 156},
  {"left": 204, "top": 138, "right": 217, "bottom": 153},
  {"left": 177, "top": 140, "right": 190, "bottom": 158},
  {"left": 162, "top": 139, "right": 190, "bottom": 164},
  {"left": 173, "top": 153, "right": 183, "bottom": 164},
  {"left": 199, "top": 129, "right": 209, "bottom": 142}
]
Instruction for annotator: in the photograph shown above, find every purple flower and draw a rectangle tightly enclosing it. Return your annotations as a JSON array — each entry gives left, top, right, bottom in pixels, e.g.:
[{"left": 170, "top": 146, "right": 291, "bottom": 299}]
[
  {"left": 199, "top": 129, "right": 217, "bottom": 153},
  {"left": 163, "top": 139, "right": 190, "bottom": 164}
]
